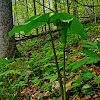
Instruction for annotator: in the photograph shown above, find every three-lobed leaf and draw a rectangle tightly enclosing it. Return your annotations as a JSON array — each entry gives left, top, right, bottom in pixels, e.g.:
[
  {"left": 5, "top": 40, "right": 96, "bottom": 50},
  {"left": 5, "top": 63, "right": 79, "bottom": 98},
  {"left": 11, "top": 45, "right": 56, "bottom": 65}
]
[
  {"left": 9, "top": 13, "right": 50, "bottom": 38},
  {"left": 9, "top": 13, "right": 86, "bottom": 40},
  {"left": 48, "top": 13, "right": 86, "bottom": 39}
]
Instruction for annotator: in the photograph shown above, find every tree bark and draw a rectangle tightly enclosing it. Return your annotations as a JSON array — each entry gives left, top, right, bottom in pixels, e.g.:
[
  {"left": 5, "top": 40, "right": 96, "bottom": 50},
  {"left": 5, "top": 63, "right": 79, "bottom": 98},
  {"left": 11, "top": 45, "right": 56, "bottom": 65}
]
[
  {"left": 0, "top": 0, "right": 18, "bottom": 59},
  {"left": 54, "top": 0, "right": 58, "bottom": 13},
  {"left": 33, "top": 0, "right": 38, "bottom": 35},
  {"left": 67, "top": 0, "right": 70, "bottom": 14},
  {"left": 73, "top": 0, "right": 77, "bottom": 17}
]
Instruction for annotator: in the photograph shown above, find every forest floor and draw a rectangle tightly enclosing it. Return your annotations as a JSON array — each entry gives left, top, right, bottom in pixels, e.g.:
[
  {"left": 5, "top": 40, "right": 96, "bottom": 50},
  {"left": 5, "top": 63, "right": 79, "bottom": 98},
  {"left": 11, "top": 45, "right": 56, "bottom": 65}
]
[{"left": 16, "top": 23, "right": 100, "bottom": 100}]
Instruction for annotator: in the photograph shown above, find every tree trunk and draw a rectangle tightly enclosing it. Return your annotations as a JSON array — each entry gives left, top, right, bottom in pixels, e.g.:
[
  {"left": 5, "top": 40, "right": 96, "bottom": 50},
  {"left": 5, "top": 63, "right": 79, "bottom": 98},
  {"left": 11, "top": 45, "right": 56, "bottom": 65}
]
[
  {"left": 54, "top": 0, "right": 58, "bottom": 13},
  {"left": 73, "top": 0, "right": 77, "bottom": 17},
  {"left": 0, "top": 0, "right": 18, "bottom": 59},
  {"left": 33, "top": 0, "right": 38, "bottom": 35},
  {"left": 67, "top": 0, "right": 70, "bottom": 14},
  {"left": 42, "top": 0, "right": 46, "bottom": 31}
]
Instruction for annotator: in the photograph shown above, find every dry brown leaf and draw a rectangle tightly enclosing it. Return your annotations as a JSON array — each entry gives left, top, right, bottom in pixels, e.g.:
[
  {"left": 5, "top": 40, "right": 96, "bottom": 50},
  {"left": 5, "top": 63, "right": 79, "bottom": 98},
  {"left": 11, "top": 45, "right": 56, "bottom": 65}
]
[
  {"left": 95, "top": 98, "right": 100, "bottom": 100},
  {"left": 21, "top": 88, "right": 30, "bottom": 96},
  {"left": 81, "top": 95, "right": 91, "bottom": 100},
  {"left": 73, "top": 95, "right": 80, "bottom": 100},
  {"left": 66, "top": 81, "right": 72, "bottom": 92}
]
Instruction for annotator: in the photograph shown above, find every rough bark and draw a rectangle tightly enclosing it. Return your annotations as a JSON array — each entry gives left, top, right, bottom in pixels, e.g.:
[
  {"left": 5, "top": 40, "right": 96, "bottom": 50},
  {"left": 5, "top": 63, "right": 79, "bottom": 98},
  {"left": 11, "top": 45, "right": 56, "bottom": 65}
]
[{"left": 0, "top": 0, "right": 18, "bottom": 59}]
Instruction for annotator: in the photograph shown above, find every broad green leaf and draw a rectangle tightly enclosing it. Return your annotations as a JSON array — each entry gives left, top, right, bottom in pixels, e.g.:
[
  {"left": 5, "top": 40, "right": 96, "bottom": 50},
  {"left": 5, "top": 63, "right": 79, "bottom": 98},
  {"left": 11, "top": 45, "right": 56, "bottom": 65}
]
[
  {"left": 71, "top": 58, "right": 89, "bottom": 71},
  {"left": 8, "top": 24, "right": 28, "bottom": 38},
  {"left": 49, "top": 13, "right": 86, "bottom": 39},
  {"left": 50, "top": 74, "right": 58, "bottom": 83},
  {"left": 81, "top": 49, "right": 100, "bottom": 60},
  {"left": 69, "top": 18, "right": 86, "bottom": 39},
  {"left": 66, "top": 61, "right": 77, "bottom": 69},
  {"left": 81, "top": 41, "right": 98, "bottom": 49},
  {"left": 82, "top": 84, "right": 91, "bottom": 89},
  {"left": 9, "top": 13, "right": 50, "bottom": 38},
  {"left": 86, "top": 58, "right": 97, "bottom": 64},
  {"left": 80, "top": 44, "right": 98, "bottom": 49},
  {"left": 25, "top": 15, "right": 39, "bottom": 23},
  {"left": 49, "top": 13, "right": 74, "bottom": 24},
  {"left": 94, "top": 77, "right": 100, "bottom": 83},
  {"left": 97, "top": 40, "right": 100, "bottom": 51},
  {"left": 23, "top": 13, "right": 50, "bottom": 34}
]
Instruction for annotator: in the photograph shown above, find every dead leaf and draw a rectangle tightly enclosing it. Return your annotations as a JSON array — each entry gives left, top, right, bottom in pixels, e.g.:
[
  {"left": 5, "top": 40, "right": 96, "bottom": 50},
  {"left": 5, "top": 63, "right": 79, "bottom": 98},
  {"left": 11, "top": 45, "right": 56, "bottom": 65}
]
[
  {"left": 81, "top": 95, "right": 91, "bottom": 100},
  {"left": 73, "top": 95, "right": 80, "bottom": 100}
]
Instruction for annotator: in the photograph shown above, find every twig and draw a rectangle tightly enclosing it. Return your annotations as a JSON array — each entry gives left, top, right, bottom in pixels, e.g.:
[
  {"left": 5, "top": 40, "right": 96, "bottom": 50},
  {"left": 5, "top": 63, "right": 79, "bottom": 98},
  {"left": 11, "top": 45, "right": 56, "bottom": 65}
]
[
  {"left": 74, "top": 0, "right": 100, "bottom": 8},
  {"left": 35, "top": 0, "right": 55, "bottom": 13},
  {"left": 16, "top": 29, "right": 60, "bottom": 43}
]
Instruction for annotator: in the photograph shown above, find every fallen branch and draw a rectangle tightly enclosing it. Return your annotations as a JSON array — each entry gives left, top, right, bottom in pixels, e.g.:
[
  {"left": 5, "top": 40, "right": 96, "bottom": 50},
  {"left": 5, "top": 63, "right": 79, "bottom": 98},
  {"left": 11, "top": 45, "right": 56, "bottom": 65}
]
[
  {"left": 15, "top": 16, "right": 100, "bottom": 43},
  {"left": 16, "top": 29, "right": 60, "bottom": 43}
]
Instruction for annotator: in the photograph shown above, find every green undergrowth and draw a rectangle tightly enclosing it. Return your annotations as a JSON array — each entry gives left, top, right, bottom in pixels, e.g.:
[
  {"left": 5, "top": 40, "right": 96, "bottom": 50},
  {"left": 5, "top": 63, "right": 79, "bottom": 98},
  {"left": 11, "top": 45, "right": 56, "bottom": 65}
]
[{"left": 0, "top": 24, "right": 100, "bottom": 100}]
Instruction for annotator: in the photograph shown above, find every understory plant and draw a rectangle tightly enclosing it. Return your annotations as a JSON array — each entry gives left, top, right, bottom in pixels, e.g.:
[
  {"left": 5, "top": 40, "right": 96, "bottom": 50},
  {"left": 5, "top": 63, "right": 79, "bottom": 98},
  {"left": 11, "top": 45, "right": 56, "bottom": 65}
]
[{"left": 9, "top": 13, "right": 86, "bottom": 100}]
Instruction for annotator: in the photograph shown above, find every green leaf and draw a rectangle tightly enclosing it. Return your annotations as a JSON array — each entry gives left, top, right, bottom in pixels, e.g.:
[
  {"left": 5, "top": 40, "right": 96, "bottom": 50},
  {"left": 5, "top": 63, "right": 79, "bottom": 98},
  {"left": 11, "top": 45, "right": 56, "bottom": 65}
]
[
  {"left": 71, "top": 58, "right": 89, "bottom": 71},
  {"left": 97, "top": 40, "right": 100, "bottom": 51},
  {"left": 82, "top": 84, "right": 91, "bottom": 89},
  {"left": 49, "top": 13, "right": 86, "bottom": 39},
  {"left": 66, "top": 61, "right": 77, "bottom": 69},
  {"left": 94, "top": 77, "right": 100, "bottom": 83},
  {"left": 44, "top": 63, "right": 55, "bottom": 68},
  {"left": 15, "top": 81, "right": 27, "bottom": 86},
  {"left": 25, "top": 15, "right": 39, "bottom": 23},
  {"left": 8, "top": 24, "right": 27, "bottom": 38},
  {"left": 0, "top": 82, "right": 3, "bottom": 85},
  {"left": 56, "top": 0, "right": 60, "bottom": 3},
  {"left": 9, "top": 13, "right": 50, "bottom": 38},
  {"left": 0, "top": 70, "right": 21, "bottom": 76},
  {"left": 72, "top": 83, "right": 81, "bottom": 87},
  {"left": 50, "top": 74, "right": 58, "bottom": 83},
  {"left": 83, "top": 72, "right": 94, "bottom": 79},
  {"left": 40, "top": 83, "right": 49, "bottom": 90},
  {"left": 68, "top": 83, "right": 81, "bottom": 89},
  {"left": 81, "top": 41, "right": 98, "bottom": 49},
  {"left": 81, "top": 49, "right": 100, "bottom": 60},
  {"left": 86, "top": 58, "right": 97, "bottom": 64}
]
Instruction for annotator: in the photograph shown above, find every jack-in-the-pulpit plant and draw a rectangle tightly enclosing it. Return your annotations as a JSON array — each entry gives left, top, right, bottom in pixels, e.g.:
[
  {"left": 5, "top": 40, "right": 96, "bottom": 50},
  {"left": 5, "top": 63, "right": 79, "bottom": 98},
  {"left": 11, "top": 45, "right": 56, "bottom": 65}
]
[{"left": 9, "top": 13, "right": 86, "bottom": 100}]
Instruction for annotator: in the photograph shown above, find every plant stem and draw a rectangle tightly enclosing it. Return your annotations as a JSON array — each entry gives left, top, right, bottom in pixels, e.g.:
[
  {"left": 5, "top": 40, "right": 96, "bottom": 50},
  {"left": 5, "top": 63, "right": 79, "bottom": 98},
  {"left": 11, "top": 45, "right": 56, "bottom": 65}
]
[
  {"left": 49, "top": 27, "right": 64, "bottom": 100},
  {"left": 63, "top": 45, "right": 66, "bottom": 100}
]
